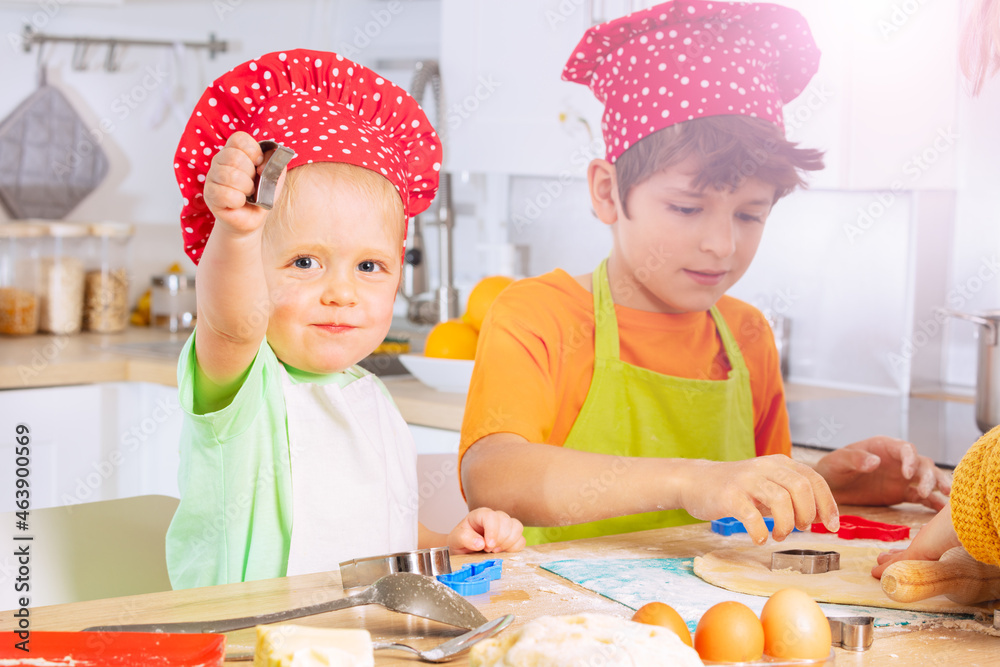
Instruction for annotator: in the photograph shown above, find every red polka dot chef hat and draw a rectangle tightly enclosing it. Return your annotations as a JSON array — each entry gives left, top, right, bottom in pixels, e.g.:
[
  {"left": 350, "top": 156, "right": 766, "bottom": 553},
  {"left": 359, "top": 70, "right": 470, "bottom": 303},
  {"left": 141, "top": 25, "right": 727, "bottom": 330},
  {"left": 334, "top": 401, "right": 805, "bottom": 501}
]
[
  {"left": 175, "top": 49, "right": 442, "bottom": 264},
  {"left": 563, "top": 0, "right": 820, "bottom": 162}
]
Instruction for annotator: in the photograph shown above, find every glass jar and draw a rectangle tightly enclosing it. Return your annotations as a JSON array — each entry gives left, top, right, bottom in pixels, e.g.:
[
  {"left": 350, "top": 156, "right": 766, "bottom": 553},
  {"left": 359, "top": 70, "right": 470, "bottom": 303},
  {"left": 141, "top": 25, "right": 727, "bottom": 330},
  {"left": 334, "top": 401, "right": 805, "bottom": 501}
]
[
  {"left": 84, "top": 222, "right": 134, "bottom": 333},
  {"left": 38, "top": 222, "right": 88, "bottom": 335},
  {"left": 0, "top": 222, "right": 45, "bottom": 335},
  {"left": 151, "top": 274, "right": 196, "bottom": 332}
]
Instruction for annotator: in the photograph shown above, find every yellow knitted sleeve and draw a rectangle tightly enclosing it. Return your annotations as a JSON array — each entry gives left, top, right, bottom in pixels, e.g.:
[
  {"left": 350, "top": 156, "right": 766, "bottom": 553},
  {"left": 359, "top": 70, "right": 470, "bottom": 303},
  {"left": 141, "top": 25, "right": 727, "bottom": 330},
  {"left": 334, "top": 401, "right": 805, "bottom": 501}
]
[{"left": 950, "top": 424, "right": 1000, "bottom": 566}]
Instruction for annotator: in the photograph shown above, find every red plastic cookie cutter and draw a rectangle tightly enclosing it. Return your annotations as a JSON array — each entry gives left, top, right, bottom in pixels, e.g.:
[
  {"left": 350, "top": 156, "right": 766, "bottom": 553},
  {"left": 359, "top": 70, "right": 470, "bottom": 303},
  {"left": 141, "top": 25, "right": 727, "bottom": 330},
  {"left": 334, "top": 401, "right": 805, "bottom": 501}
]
[{"left": 811, "top": 514, "right": 910, "bottom": 541}]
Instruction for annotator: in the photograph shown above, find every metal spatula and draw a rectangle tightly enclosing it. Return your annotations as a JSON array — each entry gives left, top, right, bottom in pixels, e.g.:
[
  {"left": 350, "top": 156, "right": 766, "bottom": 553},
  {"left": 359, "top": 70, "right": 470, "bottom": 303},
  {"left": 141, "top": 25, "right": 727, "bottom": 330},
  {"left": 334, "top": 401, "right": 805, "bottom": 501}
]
[{"left": 82, "top": 572, "right": 488, "bottom": 633}]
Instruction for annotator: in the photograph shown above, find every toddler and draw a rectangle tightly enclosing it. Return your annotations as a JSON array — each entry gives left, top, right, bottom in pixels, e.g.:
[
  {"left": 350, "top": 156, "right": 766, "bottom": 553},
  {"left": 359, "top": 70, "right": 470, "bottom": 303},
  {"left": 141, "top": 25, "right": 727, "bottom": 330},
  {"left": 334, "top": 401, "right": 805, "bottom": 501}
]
[{"left": 166, "top": 50, "right": 523, "bottom": 589}]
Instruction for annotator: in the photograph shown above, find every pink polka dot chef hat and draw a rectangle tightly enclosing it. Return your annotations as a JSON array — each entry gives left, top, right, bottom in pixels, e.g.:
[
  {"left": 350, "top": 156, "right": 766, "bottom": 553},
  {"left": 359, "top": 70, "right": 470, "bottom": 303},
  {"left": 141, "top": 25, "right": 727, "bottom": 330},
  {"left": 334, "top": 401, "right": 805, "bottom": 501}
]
[
  {"left": 563, "top": 0, "right": 820, "bottom": 162},
  {"left": 175, "top": 49, "right": 441, "bottom": 264}
]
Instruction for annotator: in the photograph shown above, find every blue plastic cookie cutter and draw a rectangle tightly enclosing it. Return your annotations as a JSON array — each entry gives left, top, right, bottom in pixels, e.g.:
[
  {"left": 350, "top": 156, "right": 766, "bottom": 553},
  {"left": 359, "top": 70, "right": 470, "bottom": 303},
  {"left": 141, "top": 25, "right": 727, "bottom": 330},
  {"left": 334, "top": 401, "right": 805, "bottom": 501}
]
[
  {"left": 436, "top": 559, "right": 503, "bottom": 595},
  {"left": 711, "top": 516, "right": 800, "bottom": 536}
]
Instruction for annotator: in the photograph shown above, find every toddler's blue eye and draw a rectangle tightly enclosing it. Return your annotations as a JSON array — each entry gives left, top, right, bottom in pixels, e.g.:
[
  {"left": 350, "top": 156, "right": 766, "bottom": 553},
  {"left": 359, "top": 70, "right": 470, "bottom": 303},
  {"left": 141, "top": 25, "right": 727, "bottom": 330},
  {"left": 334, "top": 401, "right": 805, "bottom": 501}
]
[
  {"left": 293, "top": 257, "right": 315, "bottom": 269},
  {"left": 358, "top": 260, "right": 378, "bottom": 273}
]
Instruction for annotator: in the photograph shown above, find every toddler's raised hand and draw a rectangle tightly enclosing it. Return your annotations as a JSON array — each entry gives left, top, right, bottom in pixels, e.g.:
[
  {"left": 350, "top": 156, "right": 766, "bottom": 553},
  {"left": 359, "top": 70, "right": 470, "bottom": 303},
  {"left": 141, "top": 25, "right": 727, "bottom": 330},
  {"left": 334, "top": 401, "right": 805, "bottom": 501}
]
[
  {"left": 203, "top": 131, "right": 282, "bottom": 236},
  {"left": 448, "top": 508, "right": 526, "bottom": 554}
]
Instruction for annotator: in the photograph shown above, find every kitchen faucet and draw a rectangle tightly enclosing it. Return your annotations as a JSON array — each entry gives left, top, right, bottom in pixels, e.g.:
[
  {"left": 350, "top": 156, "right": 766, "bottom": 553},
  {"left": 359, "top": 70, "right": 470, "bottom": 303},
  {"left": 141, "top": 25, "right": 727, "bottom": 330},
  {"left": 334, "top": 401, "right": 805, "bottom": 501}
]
[{"left": 399, "top": 59, "right": 459, "bottom": 325}]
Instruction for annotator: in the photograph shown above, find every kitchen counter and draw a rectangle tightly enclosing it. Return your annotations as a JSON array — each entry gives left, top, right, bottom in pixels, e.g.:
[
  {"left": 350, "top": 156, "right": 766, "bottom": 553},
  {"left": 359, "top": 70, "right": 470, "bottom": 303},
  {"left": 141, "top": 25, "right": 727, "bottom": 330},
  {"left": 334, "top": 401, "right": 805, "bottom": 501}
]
[
  {"left": 788, "top": 394, "right": 984, "bottom": 468},
  {"left": 2, "top": 504, "right": 996, "bottom": 665},
  {"left": 0, "top": 329, "right": 982, "bottom": 449},
  {"left": 0, "top": 328, "right": 892, "bottom": 432},
  {"left": 0, "top": 328, "right": 464, "bottom": 430},
  {"left": 0, "top": 327, "right": 184, "bottom": 390}
]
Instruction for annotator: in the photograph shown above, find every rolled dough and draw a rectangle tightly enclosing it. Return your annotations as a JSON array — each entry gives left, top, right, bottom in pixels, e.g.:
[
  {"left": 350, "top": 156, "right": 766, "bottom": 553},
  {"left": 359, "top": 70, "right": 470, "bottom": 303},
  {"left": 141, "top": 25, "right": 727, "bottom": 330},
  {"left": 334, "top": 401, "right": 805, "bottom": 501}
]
[{"left": 693, "top": 540, "right": 988, "bottom": 616}]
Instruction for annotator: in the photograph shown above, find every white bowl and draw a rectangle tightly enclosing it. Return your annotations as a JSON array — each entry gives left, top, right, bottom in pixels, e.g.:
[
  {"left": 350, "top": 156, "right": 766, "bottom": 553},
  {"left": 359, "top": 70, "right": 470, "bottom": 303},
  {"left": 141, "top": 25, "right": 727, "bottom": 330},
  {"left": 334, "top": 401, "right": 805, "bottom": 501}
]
[{"left": 398, "top": 354, "right": 475, "bottom": 394}]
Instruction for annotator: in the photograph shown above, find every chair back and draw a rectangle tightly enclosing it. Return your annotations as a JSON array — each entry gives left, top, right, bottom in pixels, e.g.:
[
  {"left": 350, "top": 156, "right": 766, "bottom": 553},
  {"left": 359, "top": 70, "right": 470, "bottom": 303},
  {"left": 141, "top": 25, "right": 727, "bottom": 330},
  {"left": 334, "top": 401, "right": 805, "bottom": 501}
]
[{"left": 0, "top": 494, "right": 179, "bottom": 609}]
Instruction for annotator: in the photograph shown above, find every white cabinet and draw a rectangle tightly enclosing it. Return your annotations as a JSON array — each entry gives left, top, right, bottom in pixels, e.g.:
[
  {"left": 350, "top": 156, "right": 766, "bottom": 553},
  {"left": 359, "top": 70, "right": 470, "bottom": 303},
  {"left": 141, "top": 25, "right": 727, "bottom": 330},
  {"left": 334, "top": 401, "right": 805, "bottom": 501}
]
[
  {"left": 410, "top": 424, "right": 469, "bottom": 534},
  {"left": 0, "top": 384, "right": 468, "bottom": 536},
  {"left": 441, "top": 0, "right": 960, "bottom": 189},
  {"left": 0, "top": 383, "right": 182, "bottom": 513}
]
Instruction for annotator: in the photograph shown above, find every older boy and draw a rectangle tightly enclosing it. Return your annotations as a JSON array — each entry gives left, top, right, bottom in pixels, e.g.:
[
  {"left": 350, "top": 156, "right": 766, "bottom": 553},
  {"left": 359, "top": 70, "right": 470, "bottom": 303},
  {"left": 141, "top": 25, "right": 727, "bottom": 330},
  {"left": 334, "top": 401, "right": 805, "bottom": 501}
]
[{"left": 460, "top": 1, "right": 951, "bottom": 546}]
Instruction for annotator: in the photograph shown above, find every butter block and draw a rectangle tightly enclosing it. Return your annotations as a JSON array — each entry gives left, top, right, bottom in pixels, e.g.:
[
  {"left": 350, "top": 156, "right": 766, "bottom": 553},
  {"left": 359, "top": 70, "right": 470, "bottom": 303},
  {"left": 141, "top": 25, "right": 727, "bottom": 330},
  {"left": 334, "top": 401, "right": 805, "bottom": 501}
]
[{"left": 253, "top": 625, "right": 374, "bottom": 667}]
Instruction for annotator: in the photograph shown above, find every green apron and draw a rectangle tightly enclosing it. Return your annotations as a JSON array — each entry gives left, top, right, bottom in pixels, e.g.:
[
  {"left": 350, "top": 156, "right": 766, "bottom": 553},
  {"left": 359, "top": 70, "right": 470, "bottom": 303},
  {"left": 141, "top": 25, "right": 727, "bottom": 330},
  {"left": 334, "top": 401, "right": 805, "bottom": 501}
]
[{"left": 523, "top": 258, "right": 756, "bottom": 545}]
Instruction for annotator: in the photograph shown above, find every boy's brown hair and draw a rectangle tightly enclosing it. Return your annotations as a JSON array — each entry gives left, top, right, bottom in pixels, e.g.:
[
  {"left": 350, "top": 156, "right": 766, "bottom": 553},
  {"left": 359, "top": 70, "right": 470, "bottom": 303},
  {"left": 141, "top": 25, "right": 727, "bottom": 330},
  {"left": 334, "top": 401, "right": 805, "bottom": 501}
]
[{"left": 614, "top": 115, "right": 825, "bottom": 217}]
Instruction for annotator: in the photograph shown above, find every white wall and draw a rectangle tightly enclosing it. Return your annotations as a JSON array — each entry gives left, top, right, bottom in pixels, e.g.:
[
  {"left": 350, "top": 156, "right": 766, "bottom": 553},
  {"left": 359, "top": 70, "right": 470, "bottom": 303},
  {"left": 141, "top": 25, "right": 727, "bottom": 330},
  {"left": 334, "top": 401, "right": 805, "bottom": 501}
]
[
  {"left": 0, "top": 0, "right": 443, "bottom": 303},
  {"left": 943, "top": 78, "right": 1000, "bottom": 389},
  {"left": 1, "top": 0, "right": 996, "bottom": 394},
  {"left": 502, "top": 1, "right": 1000, "bottom": 396},
  {"left": 506, "top": 157, "right": 997, "bottom": 396}
]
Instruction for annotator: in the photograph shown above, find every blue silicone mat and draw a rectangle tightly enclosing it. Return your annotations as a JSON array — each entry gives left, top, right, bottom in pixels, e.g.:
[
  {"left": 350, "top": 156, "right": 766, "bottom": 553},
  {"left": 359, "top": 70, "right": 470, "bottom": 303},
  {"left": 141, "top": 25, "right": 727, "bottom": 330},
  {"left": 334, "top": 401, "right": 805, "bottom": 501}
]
[{"left": 541, "top": 558, "right": 972, "bottom": 631}]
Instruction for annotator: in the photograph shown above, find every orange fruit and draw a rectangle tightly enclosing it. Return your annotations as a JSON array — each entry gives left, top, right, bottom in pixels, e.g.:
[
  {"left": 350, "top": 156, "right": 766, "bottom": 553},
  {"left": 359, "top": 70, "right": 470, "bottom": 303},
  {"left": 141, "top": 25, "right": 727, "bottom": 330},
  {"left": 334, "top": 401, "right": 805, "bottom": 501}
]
[
  {"left": 462, "top": 275, "right": 515, "bottom": 331},
  {"left": 423, "top": 319, "right": 479, "bottom": 360},
  {"left": 632, "top": 602, "right": 693, "bottom": 647}
]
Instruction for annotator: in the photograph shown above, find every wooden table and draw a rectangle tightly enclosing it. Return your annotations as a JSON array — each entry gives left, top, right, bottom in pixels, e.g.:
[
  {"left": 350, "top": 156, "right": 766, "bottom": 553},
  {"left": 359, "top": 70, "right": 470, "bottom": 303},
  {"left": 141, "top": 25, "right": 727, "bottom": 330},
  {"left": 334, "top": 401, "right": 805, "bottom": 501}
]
[{"left": 2, "top": 504, "right": 997, "bottom": 665}]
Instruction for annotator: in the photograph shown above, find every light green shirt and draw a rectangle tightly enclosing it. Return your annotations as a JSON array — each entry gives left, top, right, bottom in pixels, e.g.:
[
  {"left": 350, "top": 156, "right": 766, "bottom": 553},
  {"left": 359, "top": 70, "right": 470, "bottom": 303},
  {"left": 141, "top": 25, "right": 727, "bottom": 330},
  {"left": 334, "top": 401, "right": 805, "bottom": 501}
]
[{"left": 164, "top": 330, "right": 374, "bottom": 589}]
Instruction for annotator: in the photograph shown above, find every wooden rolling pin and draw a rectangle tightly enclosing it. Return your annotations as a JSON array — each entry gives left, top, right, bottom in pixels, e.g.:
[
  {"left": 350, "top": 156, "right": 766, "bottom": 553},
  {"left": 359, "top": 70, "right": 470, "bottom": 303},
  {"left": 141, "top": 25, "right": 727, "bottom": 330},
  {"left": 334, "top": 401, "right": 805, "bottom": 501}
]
[{"left": 881, "top": 547, "right": 1000, "bottom": 604}]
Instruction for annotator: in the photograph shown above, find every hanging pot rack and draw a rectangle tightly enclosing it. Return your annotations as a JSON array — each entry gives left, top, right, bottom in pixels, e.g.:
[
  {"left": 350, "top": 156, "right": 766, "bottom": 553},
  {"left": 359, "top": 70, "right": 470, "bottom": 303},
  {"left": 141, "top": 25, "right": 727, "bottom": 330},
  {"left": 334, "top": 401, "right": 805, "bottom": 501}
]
[{"left": 19, "top": 24, "right": 228, "bottom": 72}]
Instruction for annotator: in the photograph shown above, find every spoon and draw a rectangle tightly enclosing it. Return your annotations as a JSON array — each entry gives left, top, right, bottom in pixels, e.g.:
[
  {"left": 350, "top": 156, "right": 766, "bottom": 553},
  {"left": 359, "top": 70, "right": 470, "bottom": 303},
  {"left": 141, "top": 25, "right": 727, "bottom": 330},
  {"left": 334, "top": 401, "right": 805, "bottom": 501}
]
[
  {"left": 373, "top": 613, "right": 513, "bottom": 662},
  {"left": 225, "top": 614, "right": 514, "bottom": 663},
  {"left": 82, "top": 572, "right": 488, "bottom": 633}
]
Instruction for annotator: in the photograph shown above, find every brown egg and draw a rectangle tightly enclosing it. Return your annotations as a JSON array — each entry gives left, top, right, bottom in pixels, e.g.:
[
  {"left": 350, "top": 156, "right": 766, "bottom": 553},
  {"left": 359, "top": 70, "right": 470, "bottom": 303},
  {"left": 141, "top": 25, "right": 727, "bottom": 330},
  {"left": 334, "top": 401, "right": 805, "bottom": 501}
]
[
  {"left": 761, "top": 588, "right": 832, "bottom": 660},
  {"left": 694, "top": 601, "right": 764, "bottom": 663},
  {"left": 631, "top": 601, "right": 693, "bottom": 647}
]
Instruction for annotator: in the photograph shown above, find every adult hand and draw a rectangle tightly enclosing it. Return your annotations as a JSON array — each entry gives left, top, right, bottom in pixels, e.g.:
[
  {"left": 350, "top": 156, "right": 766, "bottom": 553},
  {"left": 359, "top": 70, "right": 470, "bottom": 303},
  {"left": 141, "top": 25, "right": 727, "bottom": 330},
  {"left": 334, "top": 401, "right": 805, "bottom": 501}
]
[
  {"left": 203, "top": 131, "right": 284, "bottom": 235},
  {"left": 871, "top": 502, "right": 961, "bottom": 578},
  {"left": 448, "top": 508, "right": 526, "bottom": 554},
  {"left": 680, "top": 455, "right": 840, "bottom": 545},
  {"left": 814, "top": 437, "right": 951, "bottom": 510}
]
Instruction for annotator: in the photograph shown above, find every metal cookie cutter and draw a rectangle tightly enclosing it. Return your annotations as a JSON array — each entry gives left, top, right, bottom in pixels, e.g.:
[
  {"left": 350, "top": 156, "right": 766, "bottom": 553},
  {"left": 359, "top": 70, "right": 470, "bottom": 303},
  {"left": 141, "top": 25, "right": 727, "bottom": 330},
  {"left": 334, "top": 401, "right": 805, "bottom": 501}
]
[
  {"left": 339, "top": 546, "right": 451, "bottom": 589},
  {"left": 828, "top": 615, "right": 874, "bottom": 651},
  {"left": 246, "top": 140, "right": 296, "bottom": 210},
  {"left": 770, "top": 549, "right": 841, "bottom": 574}
]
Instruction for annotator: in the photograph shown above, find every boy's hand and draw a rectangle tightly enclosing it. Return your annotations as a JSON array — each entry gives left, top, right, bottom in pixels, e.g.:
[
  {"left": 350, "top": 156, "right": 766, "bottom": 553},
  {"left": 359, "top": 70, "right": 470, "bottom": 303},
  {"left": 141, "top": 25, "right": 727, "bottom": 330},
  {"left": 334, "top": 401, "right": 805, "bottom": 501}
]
[
  {"left": 814, "top": 437, "right": 952, "bottom": 510},
  {"left": 447, "top": 508, "right": 526, "bottom": 554},
  {"left": 203, "top": 131, "right": 283, "bottom": 236},
  {"left": 871, "top": 502, "right": 961, "bottom": 578},
  {"left": 680, "top": 456, "right": 840, "bottom": 545}
]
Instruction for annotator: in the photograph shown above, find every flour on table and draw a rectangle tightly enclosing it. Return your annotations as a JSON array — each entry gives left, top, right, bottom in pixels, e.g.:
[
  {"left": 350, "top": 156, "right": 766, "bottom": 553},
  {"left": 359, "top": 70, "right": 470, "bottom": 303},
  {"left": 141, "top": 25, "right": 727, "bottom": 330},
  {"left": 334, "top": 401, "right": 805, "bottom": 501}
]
[{"left": 469, "top": 613, "right": 703, "bottom": 667}]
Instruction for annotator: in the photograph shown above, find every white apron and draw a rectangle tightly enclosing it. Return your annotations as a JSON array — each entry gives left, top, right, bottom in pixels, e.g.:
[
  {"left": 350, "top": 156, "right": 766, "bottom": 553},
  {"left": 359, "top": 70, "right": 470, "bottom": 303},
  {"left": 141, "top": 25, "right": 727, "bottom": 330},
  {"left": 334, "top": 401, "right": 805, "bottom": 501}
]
[{"left": 280, "top": 369, "right": 419, "bottom": 576}]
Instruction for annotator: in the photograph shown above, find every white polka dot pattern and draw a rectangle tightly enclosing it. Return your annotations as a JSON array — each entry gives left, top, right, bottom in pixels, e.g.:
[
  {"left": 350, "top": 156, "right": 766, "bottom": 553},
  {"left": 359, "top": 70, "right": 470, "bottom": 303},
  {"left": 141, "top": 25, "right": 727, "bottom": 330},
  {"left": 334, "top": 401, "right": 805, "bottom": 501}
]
[
  {"left": 174, "top": 49, "right": 441, "bottom": 264},
  {"left": 562, "top": 0, "right": 819, "bottom": 162}
]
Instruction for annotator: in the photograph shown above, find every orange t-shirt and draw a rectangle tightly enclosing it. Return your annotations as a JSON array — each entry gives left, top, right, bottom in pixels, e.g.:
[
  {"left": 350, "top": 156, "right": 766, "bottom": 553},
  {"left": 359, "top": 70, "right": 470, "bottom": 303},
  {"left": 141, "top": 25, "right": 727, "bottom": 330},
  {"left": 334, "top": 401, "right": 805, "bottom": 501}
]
[{"left": 458, "top": 269, "right": 791, "bottom": 487}]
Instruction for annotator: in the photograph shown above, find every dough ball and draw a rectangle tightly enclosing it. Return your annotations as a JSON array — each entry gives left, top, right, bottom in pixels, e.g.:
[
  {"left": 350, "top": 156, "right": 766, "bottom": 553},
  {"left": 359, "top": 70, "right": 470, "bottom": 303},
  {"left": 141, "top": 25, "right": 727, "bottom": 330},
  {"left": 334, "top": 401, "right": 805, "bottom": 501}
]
[{"left": 470, "top": 613, "right": 704, "bottom": 666}]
